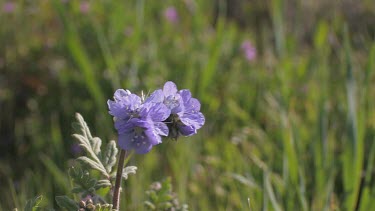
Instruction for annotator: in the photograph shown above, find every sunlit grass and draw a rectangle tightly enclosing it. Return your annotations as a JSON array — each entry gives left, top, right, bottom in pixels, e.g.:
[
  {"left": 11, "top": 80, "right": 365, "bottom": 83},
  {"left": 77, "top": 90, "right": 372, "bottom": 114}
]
[{"left": 1, "top": 0, "right": 375, "bottom": 210}]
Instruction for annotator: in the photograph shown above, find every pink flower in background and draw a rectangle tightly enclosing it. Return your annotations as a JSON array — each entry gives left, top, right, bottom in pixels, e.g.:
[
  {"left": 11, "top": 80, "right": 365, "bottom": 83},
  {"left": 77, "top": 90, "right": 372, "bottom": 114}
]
[
  {"left": 2, "top": 1, "right": 15, "bottom": 13},
  {"left": 241, "top": 40, "right": 256, "bottom": 62},
  {"left": 164, "top": 6, "right": 179, "bottom": 23},
  {"left": 79, "top": 1, "right": 90, "bottom": 14},
  {"left": 124, "top": 27, "right": 133, "bottom": 37}
]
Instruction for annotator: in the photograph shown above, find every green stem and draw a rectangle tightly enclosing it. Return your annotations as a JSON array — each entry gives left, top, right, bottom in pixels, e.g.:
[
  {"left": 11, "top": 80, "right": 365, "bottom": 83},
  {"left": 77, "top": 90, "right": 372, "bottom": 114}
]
[{"left": 113, "top": 149, "right": 127, "bottom": 210}]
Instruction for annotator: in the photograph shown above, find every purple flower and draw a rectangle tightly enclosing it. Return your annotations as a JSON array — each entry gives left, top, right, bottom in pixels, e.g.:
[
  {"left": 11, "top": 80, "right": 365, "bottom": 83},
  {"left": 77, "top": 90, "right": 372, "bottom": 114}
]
[
  {"left": 71, "top": 143, "right": 83, "bottom": 155},
  {"left": 108, "top": 90, "right": 170, "bottom": 154},
  {"left": 176, "top": 89, "right": 205, "bottom": 136},
  {"left": 147, "top": 81, "right": 205, "bottom": 139},
  {"left": 146, "top": 81, "right": 183, "bottom": 114},
  {"left": 2, "top": 1, "right": 15, "bottom": 13},
  {"left": 241, "top": 40, "right": 256, "bottom": 62},
  {"left": 164, "top": 6, "right": 179, "bottom": 23}
]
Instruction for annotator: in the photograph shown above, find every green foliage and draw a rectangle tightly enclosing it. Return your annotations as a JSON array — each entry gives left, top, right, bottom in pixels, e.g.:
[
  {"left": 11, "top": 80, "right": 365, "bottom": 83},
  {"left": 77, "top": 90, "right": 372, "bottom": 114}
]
[
  {"left": 2, "top": 1, "right": 375, "bottom": 210},
  {"left": 68, "top": 114, "right": 137, "bottom": 203},
  {"left": 73, "top": 113, "right": 113, "bottom": 178},
  {"left": 24, "top": 195, "right": 43, "bottom": 211},
  {"left": 55, "top": 196, "right": 79, "bottom": 210},
  {"left": 144, "top": 178, "right": 188, "bottom": 211}
]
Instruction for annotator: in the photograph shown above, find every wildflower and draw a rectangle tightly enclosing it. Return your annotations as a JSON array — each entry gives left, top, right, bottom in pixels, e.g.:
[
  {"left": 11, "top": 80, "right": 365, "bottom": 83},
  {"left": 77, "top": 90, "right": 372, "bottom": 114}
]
[
  {"left": 164, "top": 6, "right": 179, "bottom": 24},
  {"left": 79, "top": 1, "right": 90, "bottom": 14},
  {"left": 71, "top": 143, "right": 83, "bottom": 155},
  {"left": 241, "top": 40, "right": 256, "bottom": 62},
  {"left": 124, "top": 27, "right": 133, "bottom": 37},
  {"left": 175, "top": 89, "right": 205, "bottom": 137},
  {"left": 2, "top": 1, "right": 15, "bottom": 13},
  {"left": 108, "top": 90, "right": 170, "bottom": 154},
  {"left": 147, "top": 81, "right": 205, "bottom": 139}
]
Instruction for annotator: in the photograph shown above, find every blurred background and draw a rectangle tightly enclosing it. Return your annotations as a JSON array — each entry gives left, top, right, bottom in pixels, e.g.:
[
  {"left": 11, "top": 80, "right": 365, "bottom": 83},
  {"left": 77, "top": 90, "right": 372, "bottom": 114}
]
[{"left": 1, "top": 0, "right": 375, "bottom": 210}]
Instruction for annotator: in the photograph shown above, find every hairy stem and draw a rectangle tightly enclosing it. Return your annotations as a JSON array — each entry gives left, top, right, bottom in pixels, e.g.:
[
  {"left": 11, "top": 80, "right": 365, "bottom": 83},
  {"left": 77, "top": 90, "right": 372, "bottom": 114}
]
[{"left": 113, "top": 149, "right": 127, "bottom": 210}]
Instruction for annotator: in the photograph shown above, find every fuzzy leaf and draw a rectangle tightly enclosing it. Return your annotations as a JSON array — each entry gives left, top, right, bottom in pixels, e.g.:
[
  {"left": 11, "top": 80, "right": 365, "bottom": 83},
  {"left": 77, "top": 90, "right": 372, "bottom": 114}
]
[
  {"left": 102, "top": 140, "right": 118, "bottom": 173},
  {"left": 91, "top": 137, "right": 102, "bottom": 155},
  {"left": 77, "top": 156, "right": 109, "bottom": 177},
  {"left": 95, "top": 179, "right": 112, "bottom": 189},
  {"left": 72, "top": 114, "right": 113, "bottom": 178},
  {"left": 122, "top": 166, "right": 137, "bottom": 180},
  {"left": 95, "top": 204, "right": 114, "bottom": 211},
  {"left": 55, "top": 196, "right": 79, "bottom": 210},
  {"left": 74, "top": 113, "right": 93, "bottom": 139},
  {"left": 72, "top": 134, "right": 102, "bottom": 167},
  {"left": 71, "top": 186, "right": 84, "bottom": 193},
  {"left": 24, "top": 195, "right": 43, "bottom": 211}
]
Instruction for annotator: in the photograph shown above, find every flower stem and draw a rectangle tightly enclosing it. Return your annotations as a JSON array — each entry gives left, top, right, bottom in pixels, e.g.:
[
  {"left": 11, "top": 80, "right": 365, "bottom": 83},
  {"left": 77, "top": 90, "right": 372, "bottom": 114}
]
[{"left": 113, "top": 149, "right": 128, "bottom": 210}]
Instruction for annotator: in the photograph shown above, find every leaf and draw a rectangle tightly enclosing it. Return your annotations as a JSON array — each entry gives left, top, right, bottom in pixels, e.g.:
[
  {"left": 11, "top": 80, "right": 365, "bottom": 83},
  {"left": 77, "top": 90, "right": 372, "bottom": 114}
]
[
  {"left": 102, "top": 140, "right": 118, "bottom": 173},
  {"left": 55, "top": 196, "right": 79, "bottom": 210},
  {"left": 74, "top": 113, "right": 93, "bottom": 139},
  {"left": 122, "top": 166, "right": 137, "bottom": 180},
  {"left": 77, "top": 156, "right": 109, "bottom": 178},
  {"left": 72, "top": 114, "right": 110, "bottom": 177},
  {"left": 95, "top": 179, "right": 112, "bottom": 189},
  {"left": 24, "top": 195, "right": 43, "bottom": 211},
  {"left": 95, "top": 204, "right": 114, "bottom": 211},
  {"left": 91, "top": 137, "right": 102, "bottom": 155}
]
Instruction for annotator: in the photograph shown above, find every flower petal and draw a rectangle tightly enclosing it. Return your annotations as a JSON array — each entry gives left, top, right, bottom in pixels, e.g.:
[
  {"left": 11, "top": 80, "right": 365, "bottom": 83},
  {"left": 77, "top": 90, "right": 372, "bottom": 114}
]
[
  {"left": 180, "top": 112, "right": 205, "bottom": 130},
  {"left": 114, "top": 89, "right": 131, "bottom": 101},
  {"left": 184, "top": 98, "right": 201, "bottom": 112},
  {"left": 118, "top": 132, "right": 136, "bottom": 151},
  {"left": 107, "top": 100, "right": 127, "bottom": 118},
  {"left": 134, "top": 142, "right": 153, "bottom": 154},
  {"left": 179, "top": 89, "right": 192, "bottom": 103},
  {"left": 179, "top": 125, "right": 196, "bottom": 136},
  {"left": 145, "top": 128, "right": 162, "bottom": 145},
  {"left": 163, "top": 81, "right": 178, "bottom": 96},
  {"left": 153, "top": 122, "right": 169, "bottom": 136},
  {"left": 145, "top": 89, "right": 164, "bottom": 103},
  {"left": 148, "top": 103, "right": 171, "bottom": 122}
]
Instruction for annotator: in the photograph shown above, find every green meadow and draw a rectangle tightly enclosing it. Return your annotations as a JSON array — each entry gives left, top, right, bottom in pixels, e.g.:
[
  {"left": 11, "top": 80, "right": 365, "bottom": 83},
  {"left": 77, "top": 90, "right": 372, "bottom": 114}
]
[{"left": 1, "top": 0, "right": 375, "bottom": 210}]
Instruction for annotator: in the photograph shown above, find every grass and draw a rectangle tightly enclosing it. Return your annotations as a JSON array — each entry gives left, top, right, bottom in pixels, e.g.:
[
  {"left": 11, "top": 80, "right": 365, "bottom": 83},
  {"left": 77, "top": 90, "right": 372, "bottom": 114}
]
[{"left": 1, "top": 0, "right": 375, "bottom": 210}]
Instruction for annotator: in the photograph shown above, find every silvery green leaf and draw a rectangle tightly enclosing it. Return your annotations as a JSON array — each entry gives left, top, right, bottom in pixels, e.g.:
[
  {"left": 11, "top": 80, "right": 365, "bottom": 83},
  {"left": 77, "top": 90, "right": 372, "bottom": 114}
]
[
  {"left": 74, "top": 113, "right": 93, "bottom": 139},
  {"left": 24, "top": 195, "right": 43, "bottom": 211},
  {"left": 55, "top": 196, "right": 79, "bottom": 210},
  {"left": 91, "top": 137, "right": 102, "bottom": 155},
  {"left": 95, "top": 179, "right": 112, "bottom": 189},
  {"left": 102, "top": 140, "right": 118, "bottom": 173},
  {"left": 71, "top": 187, "right": 83, "bottom": 193},
  {"left": 96, "top": 204, "right": 114, "bottom": 211},
  {"left": 73, "top": 114, "right": 110, "bottom": 177},
  {"left": 77, "top": 156, "right": 109, "bottom": 178},
  {"left": 144, "top": 201, "right": 156, "bottom": 210},
  {"left": 122, "top": 166, "right": 137, "bottom": 180},
  {"left": 72, "top": 134, "right": 98, "bottom": 160}
]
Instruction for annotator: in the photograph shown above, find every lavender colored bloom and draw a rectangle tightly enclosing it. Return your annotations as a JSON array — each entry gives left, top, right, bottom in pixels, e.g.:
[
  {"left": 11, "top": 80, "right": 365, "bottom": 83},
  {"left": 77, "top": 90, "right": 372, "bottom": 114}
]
[
  {"left": 108, "top": 90, "right": 170, "bottom": 154},
  {"left": 146, "top": 81, "right": 183, "bottom": 114},
  {"left": 241, "top": 40, "right": 256, "bottom": 62},
  {"left": 71, "top": 143, "right": 83, "bottom": 155},
  {"left": 147, "top": 81, "right": 205, "bottom": 139},
  {"left": 164, "top": 6, "right": 179, "bottom": 23},
  {"left": 176, "top": 89, "right": 205, "bottom": 136},
  {"left": 2, "top": 1, "right": 15, "bottom": 13}
]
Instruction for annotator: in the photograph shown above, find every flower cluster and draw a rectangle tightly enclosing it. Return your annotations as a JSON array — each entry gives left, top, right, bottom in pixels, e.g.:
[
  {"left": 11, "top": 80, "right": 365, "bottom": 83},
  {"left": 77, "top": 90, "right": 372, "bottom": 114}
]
[
  {"left": 108, "top": 81, "right": 205, "bottom": 154},
  {"left": 241, "top": 40, "right": 256, "bottom": 62}
]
